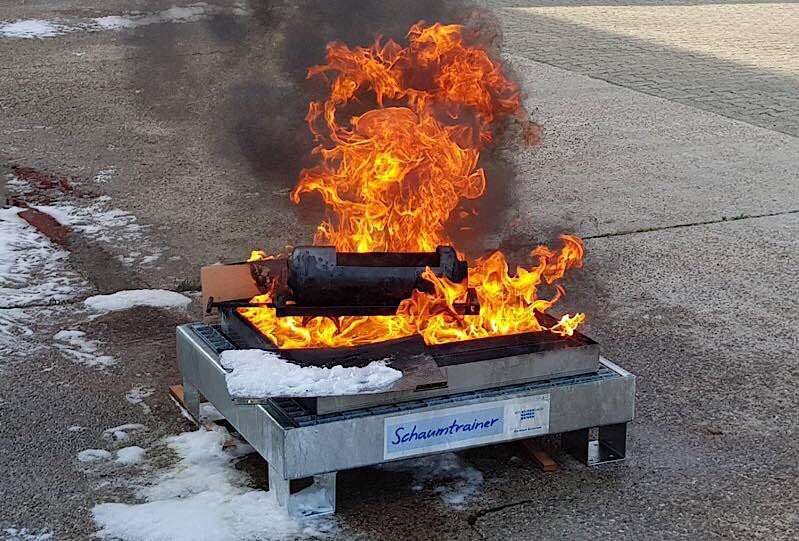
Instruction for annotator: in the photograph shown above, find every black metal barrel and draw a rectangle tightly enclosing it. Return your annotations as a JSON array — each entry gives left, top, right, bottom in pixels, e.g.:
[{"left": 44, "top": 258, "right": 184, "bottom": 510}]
[{"left": 287, "top": 245, "right": 468, "bottom": 307}]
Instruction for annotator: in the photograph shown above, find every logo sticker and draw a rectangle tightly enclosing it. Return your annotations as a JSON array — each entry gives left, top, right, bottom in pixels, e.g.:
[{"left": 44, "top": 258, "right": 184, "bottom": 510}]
[{"left": 384, "top": 394, "right": 550, "bottom": 459}]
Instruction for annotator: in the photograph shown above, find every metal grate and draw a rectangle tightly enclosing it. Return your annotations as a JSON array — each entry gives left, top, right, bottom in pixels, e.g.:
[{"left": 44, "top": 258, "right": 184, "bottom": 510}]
[
  {"left": 189, "top": 323, "right": 236, "bottom": 353},
  {"left": 189, "top": 323, "right": 620, "bottom": 429}
]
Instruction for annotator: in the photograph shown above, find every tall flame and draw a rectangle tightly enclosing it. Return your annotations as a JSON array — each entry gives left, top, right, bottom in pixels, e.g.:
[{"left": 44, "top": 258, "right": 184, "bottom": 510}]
[{"left": 240, "top": 22, "right": 585, "bottom": 349}]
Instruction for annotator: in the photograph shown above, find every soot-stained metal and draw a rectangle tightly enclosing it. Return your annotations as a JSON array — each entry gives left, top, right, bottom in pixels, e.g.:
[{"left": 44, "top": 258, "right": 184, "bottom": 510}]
[{"left": 206, "top": 245, "right": 479, "bottom": 317}]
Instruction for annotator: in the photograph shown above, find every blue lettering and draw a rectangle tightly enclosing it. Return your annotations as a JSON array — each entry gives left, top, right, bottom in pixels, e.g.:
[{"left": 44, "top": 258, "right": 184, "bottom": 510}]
[{"left": 389, "top": 415, "right": 503, "bottom": 449}]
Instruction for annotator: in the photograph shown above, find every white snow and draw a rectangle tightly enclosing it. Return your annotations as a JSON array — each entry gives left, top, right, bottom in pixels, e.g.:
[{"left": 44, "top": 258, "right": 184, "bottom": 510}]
[
  {"left": 0, "top": 19, "right": 69, "bottom": 38},
  {"left": 84, "top": 290, "right": 191, "bottom": 312},
  {"left": 2, "top": 528, "right": 54, "bottom": 541},
  {"left": 67, "top": 425, "right": 86, "bottom": 432},
  {"left": 35, "top": 198, "right": 162, "bottom": 267},
  {"left": 34, "top": 198, "right": 163, "bottom": 267},
  {"left": 93, "top": 168, "right": 116, "bottom": 183},
  {"left": 78, "top": 449, "right": 113, "bottom": 462},
  {"left": 0, "top": 207, "right": 86, "bottom": 308},
  {"left": 1, "top": 4, "right": 229, "bottom": 41},
  {"left": 92, "top": 16, "right": 136, "bottom": 30},
  {"left": 92, "top": 427, "right": 335, "bottom": 541},
  {"left": 94, "top": 5, "right": 210, "bottom": 30},
  {"left": 0, "top": 308, "right": 35, "bottom": 357},
  {"left": 381, "top": 453, "right": 484, "bottom": 509},
  {"left": 125, "top": 385, "right": 155, "bottom": 414},
  {"left": 219, "top": 349, "right": 403, "bottom": 398},
  {"left": 53, "top": 330, "right": 116, "bottom": 368},
  {"left": 115, "top": 446, "right": 146, "bottom": 465},
  {"left": 103, "top": 423, "right": 146, "bottom": 442}
]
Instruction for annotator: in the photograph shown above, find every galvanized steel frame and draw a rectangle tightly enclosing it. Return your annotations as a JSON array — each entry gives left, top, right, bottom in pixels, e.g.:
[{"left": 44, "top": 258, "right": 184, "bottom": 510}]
[{"left": 177, "top": 324, "right": 635, "bottom": 515}]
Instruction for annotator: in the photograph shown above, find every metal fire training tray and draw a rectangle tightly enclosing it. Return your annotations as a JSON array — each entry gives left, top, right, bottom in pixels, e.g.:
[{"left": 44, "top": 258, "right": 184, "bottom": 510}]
[
  {"left": 176, "top": 321, "right": 635, "bottom": 516},
  {"left": 217, "top": 308, "right": 601, "bottom": 414}
]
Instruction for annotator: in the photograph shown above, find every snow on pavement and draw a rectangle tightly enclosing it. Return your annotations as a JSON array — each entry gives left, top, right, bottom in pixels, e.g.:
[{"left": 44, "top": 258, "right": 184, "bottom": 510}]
[
  {"left": 94, "top": 5, "right": 210, "bottom": 30},
  {"left": 115, "top": 447, "right": 146, "bottom": 466},
  {"left": 0, "top": 308, "right": 36, "bottom": 358},
  {"left": 102, "top": 424, "right": 146, "bottom": 442},
  {"left": 1, "top": 527, "right": 54, "bottom": 541},
  {"left": 0, "top": 3, "right": 225, "bottom": 39},
  {"left": 125, "top": 385, "right": 155, "bottom": 414},
  {"left": 219, "top": 349, "right": 403, "bottom": 398},
  {"left": 381, "top": 452, "right": 484, "bottom": 509},
  {"left": 0, "top": 207, "right": 86, "bottom": 308},
  {"left": 92, "top": 426, "right": 335, "bottom": 541},
  {"left": 78, "top": 449, "right": 113, "bottom": 463},
  {"left": 35, "top": 198, "right": 163, "bottom": 268},
  {"left": 53, "top": 330, "right": 116, "bottom": 369},
  {"left": 84, "top": 289, "right": 191, "bottom": 312},
  {"left": 0, "top": 19, "right": 70, "bottom": 38}
]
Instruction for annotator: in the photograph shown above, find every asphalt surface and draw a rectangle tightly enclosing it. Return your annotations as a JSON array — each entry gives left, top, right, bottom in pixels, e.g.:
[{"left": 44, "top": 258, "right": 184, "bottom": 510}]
[{"left": 1, "top": 1, "right": 797, "bottom": 540}]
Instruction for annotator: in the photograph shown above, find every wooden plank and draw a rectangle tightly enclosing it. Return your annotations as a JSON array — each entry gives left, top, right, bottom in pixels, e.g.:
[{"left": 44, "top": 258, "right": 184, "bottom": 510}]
[
  {"left": 519, "top": 439, "right": 558, "bottom": 472},
  {"left": 169, "top": 384, "right": 185, "bottom": 405},
  {"left": 18, "top": 208, "right": 73, "bottom": 246},
  {"left": 200, "top": 263, "right": 261, "bottom": 313}
]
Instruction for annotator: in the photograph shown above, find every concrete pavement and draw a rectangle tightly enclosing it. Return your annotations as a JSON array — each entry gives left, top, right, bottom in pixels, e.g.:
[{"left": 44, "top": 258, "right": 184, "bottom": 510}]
[{"left": 1, "top": 1, "right": 797, "bottom": 539}]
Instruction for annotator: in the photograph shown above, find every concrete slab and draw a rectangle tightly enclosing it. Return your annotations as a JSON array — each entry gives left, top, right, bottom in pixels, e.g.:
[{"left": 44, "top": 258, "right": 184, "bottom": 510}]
[
  {"left": 0, "top": 305, "right": 194, "bottom": 538},
  {"left": 469, "top": 212, "right": 798, "bottom": 539},
  {"left": 492, "top": 54, "right": 799, "bottom": 246}
]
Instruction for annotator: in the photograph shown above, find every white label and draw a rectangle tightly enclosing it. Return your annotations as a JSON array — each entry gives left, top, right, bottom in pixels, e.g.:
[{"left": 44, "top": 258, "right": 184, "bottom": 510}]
[{"left": 383, "top": 394, "right": 550, "bottom": 459}]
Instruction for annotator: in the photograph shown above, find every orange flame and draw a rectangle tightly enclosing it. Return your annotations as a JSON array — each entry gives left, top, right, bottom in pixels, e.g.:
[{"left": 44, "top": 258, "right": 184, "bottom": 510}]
[{"left": 240, "top": 22, "right": 585, "bottom": 348}]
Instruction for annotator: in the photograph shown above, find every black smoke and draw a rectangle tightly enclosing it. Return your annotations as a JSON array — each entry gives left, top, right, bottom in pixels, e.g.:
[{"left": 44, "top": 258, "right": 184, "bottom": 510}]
[{"left": 126, "top": 0, "right": 525, "bottom": 253}]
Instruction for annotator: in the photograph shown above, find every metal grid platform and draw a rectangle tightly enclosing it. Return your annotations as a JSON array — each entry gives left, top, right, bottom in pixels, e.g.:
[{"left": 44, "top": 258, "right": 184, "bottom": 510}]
[{"left": 177, "top": 323, "right": 635, "bottom": 516}]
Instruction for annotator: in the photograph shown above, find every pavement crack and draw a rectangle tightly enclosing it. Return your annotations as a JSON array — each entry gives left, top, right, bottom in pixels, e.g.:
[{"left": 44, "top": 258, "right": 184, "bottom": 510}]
[
  {"left": 468, "top": 499, "right": 537, "bottom": 530},
  {"left": 583, "top": 209, "right": 799, "bottom": 240}
]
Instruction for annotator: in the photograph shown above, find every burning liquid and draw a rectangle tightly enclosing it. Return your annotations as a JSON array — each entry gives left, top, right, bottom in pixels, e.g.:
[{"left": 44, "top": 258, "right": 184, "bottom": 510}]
[{"left": 241, "top": 22, "right": 584, "bottom": 349}]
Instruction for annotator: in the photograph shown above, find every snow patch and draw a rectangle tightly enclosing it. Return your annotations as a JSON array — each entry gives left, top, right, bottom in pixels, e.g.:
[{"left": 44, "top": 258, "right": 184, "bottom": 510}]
[
  {"left": 0, "top": 309, "right": 35, "bottom": 357},
  {"left": 1, "top": 528, "right": 54, "bottom": 541},
  {"left": 125, "top": 385, "right": 155, "bottom": 414},
  {"left": 2, "top": 4, "right": 229, "bottom": 41},
  {"left": 0, "top": 19, "right": 69, "bottom": 38},
  {"left": 53, "top": 330, "right": 116, "bottom": 368},
  {"left": 219, "top": 349, "right": 402, "bottom": 398},
  {"left": 85, "top": 289, "right": 191, "bottom": 312},
  {"left": 94, "top": 5, "right": 210, "bottom": 30},
  {"left": 78, "top": 449, "right": 113, "bottom": 462},
  {"left": 94, "top": 168, "right": 116, "bottom": 183},
  {"left": 67, "top": 425, "right": 86, "bottom": 432},
  {"left": 35, "top": 198, "right": 162, "bottom": 267},
  {"left": 381, "top": 453, "right": 484, "bottom": 509},
  {"left": 115, "top": 446, "right": 146, "bottom": 465},
  {"left": 0, "top": 207, "right": 86, "bottom": 308},
  {"left": 92, "top": 427, "right": 335, "bottom": 541},
  {"left": 103, "top": 423, "right": 146, "bottom": 442}
]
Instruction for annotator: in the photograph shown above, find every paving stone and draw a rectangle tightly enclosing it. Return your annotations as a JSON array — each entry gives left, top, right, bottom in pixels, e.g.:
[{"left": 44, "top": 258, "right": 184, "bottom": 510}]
[{"left": 499, "top": 2, "right": 799, "bottom": 136}]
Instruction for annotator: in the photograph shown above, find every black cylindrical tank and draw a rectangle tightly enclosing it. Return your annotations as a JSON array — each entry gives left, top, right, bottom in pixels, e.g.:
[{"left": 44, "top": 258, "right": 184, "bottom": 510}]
[{"left": 287, "top": 246, "right": 468, "bottom": 307}]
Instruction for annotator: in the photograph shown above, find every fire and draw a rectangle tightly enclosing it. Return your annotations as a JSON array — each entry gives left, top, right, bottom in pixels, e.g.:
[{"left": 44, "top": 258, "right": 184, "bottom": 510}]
[{"left": 239, "top": 22, "right": 585, "bottom": 349}]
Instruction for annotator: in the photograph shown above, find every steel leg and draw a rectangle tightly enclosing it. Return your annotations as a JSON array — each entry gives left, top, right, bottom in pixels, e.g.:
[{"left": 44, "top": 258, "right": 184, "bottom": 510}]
[
  {"left": 181, "top": 380, "right": 201, "bottom": 422},
  {"left": 268, "top": 463, "right": 336, "bottom": 517},
  {"left": 564, "top": 423, "right": 627, "bottom": 465}
]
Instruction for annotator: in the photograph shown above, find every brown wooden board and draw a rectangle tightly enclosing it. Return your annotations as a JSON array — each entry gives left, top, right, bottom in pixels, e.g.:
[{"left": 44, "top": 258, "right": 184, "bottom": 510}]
[
  {"left": 201, "top": 263, "right": 260, "bottom": 312},
  {"left": 519, "top": 439, "right": 558, "bottom": 472}
]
